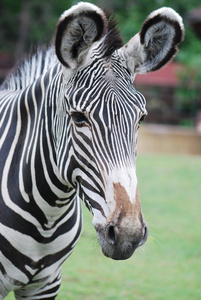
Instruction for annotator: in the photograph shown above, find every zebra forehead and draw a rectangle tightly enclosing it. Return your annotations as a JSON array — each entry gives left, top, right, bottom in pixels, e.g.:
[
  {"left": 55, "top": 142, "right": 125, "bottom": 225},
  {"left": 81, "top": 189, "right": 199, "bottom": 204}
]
[{"left": 65, "top": 54, "right": 146, "bottom": 114}]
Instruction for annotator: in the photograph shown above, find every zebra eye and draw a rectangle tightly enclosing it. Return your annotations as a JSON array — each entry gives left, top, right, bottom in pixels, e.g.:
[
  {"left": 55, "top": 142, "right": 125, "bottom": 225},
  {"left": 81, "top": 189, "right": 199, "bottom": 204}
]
[
  {"left": 137, "top": 114, "right": 146, "bottom": 129},
  {"left": 71, "top": 112, "right": 89, "bottom": 127},
  {"left": 139, "top": 115, "right": 146, "bottom": 123}
]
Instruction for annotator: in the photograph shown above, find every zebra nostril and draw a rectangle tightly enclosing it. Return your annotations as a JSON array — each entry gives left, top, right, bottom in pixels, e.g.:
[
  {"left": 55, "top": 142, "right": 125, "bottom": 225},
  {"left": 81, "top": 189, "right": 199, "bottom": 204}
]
[
  {"left": 106, "top": 224, "right": 116, "bottom": 245},
  {"left": 143, "top": 225, "right": 148, "bottom": 240},
  {"left": 139, "top": 224, "right": 148, "bottom": 246}
]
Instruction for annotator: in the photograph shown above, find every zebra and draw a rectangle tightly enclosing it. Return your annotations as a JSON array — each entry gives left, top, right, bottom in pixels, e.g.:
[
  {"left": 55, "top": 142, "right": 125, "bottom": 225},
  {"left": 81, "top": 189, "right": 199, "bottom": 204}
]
[{"left": 0, "top": 2, "right": 184, "bottom": 299}]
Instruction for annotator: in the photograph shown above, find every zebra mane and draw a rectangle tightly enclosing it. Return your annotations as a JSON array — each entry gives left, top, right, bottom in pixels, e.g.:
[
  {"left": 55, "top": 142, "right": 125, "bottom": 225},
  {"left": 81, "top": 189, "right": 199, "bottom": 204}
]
[
  {"left": 102, "top": 13, "right": 123, "bottom": 58},
  {"left": 1, "top": 46, "right": 58, "bottom": 91},
  {"left": 1, "top": 15, "right": 123, "bottom": 92}
]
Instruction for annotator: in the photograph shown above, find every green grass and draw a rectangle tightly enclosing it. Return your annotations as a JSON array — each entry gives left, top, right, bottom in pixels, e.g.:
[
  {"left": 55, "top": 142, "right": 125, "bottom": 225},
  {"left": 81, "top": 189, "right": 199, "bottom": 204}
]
[{"left": 5, "top": 155, "right": 201, "bottom": 299}]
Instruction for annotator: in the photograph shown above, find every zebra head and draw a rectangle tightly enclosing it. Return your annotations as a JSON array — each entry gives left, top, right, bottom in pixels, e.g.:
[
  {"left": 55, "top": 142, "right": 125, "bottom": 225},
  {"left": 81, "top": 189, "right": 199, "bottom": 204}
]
[{"left": 54, "top": 2, "right": 184, "bottom": 260}]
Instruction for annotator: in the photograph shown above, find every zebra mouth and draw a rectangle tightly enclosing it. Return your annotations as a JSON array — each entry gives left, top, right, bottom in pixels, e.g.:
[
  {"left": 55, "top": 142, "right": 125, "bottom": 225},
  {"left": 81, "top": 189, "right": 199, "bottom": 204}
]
[
  {"left": 101, "top": 241, "right": 137, "bottom": 260},
  {"left": 96, "top": 223, "right": 148, "bottom": 260}
]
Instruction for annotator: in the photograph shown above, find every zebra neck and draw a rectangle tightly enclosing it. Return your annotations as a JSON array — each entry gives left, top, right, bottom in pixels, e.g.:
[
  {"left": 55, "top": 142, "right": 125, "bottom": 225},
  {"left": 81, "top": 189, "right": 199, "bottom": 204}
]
[
  {"left": 27, "top": 63, "right": 76, "bottom": 206},
  {"left": 1, "top": 63, "right": 76, "bottom": 213}
]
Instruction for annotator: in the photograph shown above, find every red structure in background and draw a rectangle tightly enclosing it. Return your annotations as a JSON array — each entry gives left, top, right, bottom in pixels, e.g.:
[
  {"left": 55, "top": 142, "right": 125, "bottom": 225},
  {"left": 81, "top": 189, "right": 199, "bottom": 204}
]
[
  {"left": 135, "top": 62, "right": 181, "bottom": 87},
  {"left": 134, "top": 62, "right": 186, "bottom": 125}
]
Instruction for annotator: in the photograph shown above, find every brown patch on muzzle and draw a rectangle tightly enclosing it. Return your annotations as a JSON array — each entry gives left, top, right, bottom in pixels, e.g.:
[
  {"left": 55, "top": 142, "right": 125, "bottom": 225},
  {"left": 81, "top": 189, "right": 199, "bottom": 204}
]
[
  {"left": 113, "top": 182, "right": 142, "bottom": 219},
  {"left": 113, "top": 182, "right": 132, "bottom": 217}
]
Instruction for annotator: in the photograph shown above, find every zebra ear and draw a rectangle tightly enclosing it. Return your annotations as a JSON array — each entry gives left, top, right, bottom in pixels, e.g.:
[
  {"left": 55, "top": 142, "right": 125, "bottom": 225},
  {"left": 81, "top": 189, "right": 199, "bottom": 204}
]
[
  {"left": 119, "top": 7, "right": 184, "bottom": 75},
  {"left": 55, "top": 2, "right": 108, "bottom": 69}
]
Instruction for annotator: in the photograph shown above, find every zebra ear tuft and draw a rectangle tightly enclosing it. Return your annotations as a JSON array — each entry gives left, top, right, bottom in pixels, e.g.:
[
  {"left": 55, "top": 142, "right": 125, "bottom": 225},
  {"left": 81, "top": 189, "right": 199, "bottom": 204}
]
[
  {"left": 55, "top": 2, "right": 108, "bottom": 69},
  {"left": 119, "top": 7, "right": 184, "bottom": 75}
]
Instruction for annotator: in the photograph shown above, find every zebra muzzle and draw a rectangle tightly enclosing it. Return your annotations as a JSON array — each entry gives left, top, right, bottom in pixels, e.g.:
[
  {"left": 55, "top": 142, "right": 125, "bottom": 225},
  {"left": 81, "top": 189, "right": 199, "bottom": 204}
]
[{"left": 96, "top": 220, "right": 148, "bottom": 260}]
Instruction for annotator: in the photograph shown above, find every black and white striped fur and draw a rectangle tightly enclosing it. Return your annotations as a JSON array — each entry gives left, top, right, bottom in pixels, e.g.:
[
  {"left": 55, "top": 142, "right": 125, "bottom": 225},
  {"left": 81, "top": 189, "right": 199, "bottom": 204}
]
[{"left": 0, "top": 2, "right": 184, "bottom": 299}]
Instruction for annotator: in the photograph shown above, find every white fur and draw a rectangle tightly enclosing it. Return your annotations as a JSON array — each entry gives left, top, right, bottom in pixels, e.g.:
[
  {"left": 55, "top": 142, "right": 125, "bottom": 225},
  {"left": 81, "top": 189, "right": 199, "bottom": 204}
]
[
  {"left": 148, "top": 7, "right": 184, "bottom": 28},
  {"left": 60, "top": 2, "right": 106, "bottom": 24}
]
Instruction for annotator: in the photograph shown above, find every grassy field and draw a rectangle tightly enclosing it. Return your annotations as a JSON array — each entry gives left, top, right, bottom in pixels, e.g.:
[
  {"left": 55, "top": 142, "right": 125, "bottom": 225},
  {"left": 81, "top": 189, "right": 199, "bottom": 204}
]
[{"left": 5, "top": 155, "right": 201, "bottom": 299}]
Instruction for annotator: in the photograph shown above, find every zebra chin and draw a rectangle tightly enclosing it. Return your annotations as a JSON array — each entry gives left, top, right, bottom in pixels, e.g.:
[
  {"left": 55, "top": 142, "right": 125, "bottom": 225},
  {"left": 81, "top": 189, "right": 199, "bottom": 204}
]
[{"left": 96, "top": 222, "right": 148, "bottom": 260}]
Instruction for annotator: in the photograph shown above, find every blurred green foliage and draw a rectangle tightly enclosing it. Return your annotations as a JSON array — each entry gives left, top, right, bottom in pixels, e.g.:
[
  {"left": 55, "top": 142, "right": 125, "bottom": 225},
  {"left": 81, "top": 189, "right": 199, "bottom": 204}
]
[{"left": 0, "top": 0, "right": 73, "bottom": 54}]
